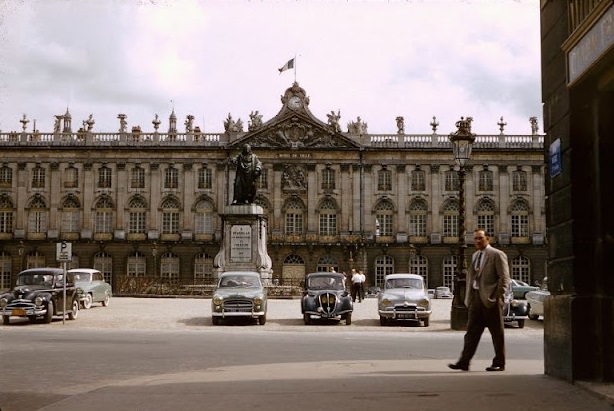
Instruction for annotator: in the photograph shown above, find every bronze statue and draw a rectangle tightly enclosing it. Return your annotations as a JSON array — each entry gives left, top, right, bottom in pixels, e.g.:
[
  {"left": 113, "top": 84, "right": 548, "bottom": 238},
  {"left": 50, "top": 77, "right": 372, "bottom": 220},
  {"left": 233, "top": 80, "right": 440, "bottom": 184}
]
[{"left": 230, "top": 144, "right": 262, "bottom": 205}]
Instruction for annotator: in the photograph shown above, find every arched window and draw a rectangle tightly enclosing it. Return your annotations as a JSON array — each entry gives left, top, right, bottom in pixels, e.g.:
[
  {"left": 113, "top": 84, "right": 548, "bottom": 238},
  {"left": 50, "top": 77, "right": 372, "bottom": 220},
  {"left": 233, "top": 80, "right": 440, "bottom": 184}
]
[
  {"left": 511, "top": 200, "right": 530, "bottom": 238},
  {"left": 194, "top": 198, "right": 214, "bottom": 235},
  {"left": 442, "top": 255, "right": 458, "bottom": 290},
  {"left": 316, "top": 255, "right": 337, "bottom": 272},
  {"left": 61, "top": 194, "right": 81, "bottom": 233},
  {"left": 194, "top": 253, "right": 213, "bottom": 283},
  {"left": 0, "top": 251, "right": 11, "bottom": 289},
  {"left": 318, "top": 198, "right": 337, "bottom": 236},
  {"left": 160, "top": 252, "right": 180, "bottom": 282},
  {"left": 374, "top": 255, "right": 394, "bottom": 288},
  {"left": 126, "top": 251, "right": 146, "bottom": 277},
  {"left": 442, "top": 199, "right": 459, "bottom": 238},
  {"left": 476, "top": 198, "right": 495, "bottom": 237},
  {"left": 0, "top": 193, "right": 14, "bottom": 234},
  {"left": 409, "top": 198, "right": 428, "bottom": 237},
  {"left": 128, "top": 196, "right": 147, "bottom": 234},
  {"left": 511, "top": 255, "right": 531, "bottom": 284},
  {"left": 93, "top": 251, "right": 113, "bottom": 285},
  {"left": 27, "top": 195, "right": 47, "bottom": 234},
  {"left": 284, "top": 197, "right": 304, "bottom": 235},
  {"left": 374, "top": 199, "right": 394, "bottom": 236},
  {"left": 94, "top": 195, "right": 114, "bottom": 234},
  {"left": 161, "top": 197, "right": 181, "bottom": 234}
]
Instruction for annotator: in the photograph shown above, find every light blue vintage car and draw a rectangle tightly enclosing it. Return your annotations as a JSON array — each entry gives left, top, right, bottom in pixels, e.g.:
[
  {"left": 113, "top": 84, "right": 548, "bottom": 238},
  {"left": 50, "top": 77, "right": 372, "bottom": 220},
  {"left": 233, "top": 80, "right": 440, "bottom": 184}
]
[
  {"left": 211, "top": 271, "right": 267, "bottom": 325},
  {"left": 378, "top": 273, "right": 431, "bottom": 327},
  {"left": 68, "top": 269, "right": 112, "bottom": 309}
]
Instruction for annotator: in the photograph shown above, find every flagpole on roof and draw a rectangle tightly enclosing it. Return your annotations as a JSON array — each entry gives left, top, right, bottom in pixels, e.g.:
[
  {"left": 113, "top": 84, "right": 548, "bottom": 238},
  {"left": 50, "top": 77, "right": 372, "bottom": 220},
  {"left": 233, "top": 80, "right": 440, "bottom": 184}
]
[{"left": 294, "top": 54, "right": 297, "bottom": 83}]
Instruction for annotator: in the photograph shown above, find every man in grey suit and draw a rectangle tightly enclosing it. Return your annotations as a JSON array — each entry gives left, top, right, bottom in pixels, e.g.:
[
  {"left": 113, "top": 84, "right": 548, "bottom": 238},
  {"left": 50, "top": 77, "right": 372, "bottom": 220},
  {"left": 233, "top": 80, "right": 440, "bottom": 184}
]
[{"left": 448, "top": 229, "right": 510, "bottom": 372}]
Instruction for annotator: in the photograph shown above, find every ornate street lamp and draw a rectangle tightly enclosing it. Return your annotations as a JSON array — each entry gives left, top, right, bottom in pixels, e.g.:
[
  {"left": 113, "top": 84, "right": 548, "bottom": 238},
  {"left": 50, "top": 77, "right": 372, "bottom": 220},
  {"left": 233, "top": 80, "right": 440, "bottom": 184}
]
[{"left": 449, "top": 117, "right": 476, "bottom": 330}]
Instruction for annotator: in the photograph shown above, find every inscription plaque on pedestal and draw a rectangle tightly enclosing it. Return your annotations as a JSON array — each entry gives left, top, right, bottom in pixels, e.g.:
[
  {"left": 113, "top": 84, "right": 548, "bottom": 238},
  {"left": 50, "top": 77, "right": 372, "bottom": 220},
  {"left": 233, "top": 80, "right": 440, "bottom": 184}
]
[{"left": 230, "top": 225, "right": 251, "bottom": 262}]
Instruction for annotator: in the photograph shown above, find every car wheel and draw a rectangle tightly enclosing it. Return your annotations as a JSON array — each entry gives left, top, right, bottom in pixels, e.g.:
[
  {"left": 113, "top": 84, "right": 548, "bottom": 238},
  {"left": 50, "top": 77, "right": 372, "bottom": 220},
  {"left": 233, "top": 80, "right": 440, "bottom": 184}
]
[
  {"left": 2, "top": 315, "right": 9, "bottom": 325},
  {"left": 345, "top": 313, "right": 352, "bottom": 325},
  {"left": 83, "top": 293, "right": 93, "bottom": 309},
  {"left": 528, "top": 306, "right": 539, "bottom": 320},
  {"left": 102, "top": 292, "right": 111, "bottom": 307},
  {"left": 259, "top": 314, "right": 266, "bottom": 325},
  {"left": 212, "top": 316, "right": 220, "bottom": 325},
  {"left": 44, "top": 301, "right": 54, "bottom": 324},
  {"left": 68, "top": 299, "right": 79, "bottom": 320},
  {"left": 517, "top": 319, "right": 525, "bottom": 328},
  {"left": 423, "top": 317, "right": 430, "bottom": 327},
  {"left": 379, "top": 316, "right": 387, "bottom": 326},
  {"left": 303, "top": 313, "right": 311, "bottom": 325}
]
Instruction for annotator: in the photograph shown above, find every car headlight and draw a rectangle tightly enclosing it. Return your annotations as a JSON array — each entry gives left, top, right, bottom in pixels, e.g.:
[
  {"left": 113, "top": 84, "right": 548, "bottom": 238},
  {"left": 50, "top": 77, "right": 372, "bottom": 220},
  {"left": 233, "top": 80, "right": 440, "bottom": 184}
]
[
  {"left": 511, "top": 299, "right": 520, "bottom": 307},
  {"left": 212, "top": 296, "right": 223, "bottom": 306},
  {"left": 419, "top": 298, "right": 430, "bottom": 307},
  {"left": 254, "top": 297, "right": 263, "bottom": 306},
  {"left": 34, "top": 296, "right": 44, "bottom": 306},
  {"left": 381, "top": 299, "right": 392, "bottom": 307},
  {"left": 0, "top": 297, "right": 7, "bottom": 308}
]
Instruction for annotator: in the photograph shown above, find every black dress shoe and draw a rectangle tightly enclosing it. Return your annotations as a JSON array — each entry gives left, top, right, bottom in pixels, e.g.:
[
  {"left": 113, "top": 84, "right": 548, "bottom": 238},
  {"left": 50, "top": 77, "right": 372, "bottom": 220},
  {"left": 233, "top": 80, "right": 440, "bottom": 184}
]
[
  {"left": 485, "top": 366, "right": 505, "bottom": 372},
  {"left": 448, "top": 363, "right": 469, "bottom": 371}
]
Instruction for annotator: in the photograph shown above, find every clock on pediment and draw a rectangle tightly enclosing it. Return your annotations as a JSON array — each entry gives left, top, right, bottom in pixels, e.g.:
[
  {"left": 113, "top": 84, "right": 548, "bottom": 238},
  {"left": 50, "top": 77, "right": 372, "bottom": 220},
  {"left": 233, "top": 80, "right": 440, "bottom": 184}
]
[{"left": 288, "top": 96, "right": 302, "bottom": 110}]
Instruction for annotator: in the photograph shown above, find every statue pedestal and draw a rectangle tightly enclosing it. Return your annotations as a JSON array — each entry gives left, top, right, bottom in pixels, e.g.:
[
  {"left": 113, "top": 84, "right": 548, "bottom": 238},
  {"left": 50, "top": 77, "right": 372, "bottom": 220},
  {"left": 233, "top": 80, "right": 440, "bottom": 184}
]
[{"left": 213, "top": 205, "right": 272, "bottom": 284}]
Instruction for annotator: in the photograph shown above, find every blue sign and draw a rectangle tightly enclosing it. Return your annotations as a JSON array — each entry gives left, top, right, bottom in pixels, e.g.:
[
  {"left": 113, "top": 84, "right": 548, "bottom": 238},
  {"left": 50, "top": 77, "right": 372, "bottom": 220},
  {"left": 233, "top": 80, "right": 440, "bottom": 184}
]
[{"left": 549, "top": 139, "right": 561, "bottom": 177}]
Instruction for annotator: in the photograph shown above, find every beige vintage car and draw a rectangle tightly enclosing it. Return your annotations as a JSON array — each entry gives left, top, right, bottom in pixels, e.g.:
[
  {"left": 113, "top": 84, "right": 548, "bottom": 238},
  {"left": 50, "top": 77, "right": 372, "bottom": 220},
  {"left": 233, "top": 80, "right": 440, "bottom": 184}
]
[{"left": 378, "top": 273, "right": 431, "bottom": 327}]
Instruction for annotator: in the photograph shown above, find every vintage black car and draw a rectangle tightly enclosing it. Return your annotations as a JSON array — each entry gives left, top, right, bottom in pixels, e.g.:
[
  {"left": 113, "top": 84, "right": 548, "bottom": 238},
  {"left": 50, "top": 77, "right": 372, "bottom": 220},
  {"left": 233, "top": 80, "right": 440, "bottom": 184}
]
[
  {"left": 301, "top": 272, "right": 353, "bottom": 325},
  {"left": 0, "top": 268, "right": 80, "bottom": 325},
  {"left": 503, "top": 284, "right": 529, "bottom": 328}
]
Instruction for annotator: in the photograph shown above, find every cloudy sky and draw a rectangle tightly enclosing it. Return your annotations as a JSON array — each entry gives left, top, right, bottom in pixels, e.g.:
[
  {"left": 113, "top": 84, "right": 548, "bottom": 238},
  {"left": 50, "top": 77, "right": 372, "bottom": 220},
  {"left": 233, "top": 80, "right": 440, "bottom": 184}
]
[{"left": 0, "top": 0, "right": 542, "bottom": 136}]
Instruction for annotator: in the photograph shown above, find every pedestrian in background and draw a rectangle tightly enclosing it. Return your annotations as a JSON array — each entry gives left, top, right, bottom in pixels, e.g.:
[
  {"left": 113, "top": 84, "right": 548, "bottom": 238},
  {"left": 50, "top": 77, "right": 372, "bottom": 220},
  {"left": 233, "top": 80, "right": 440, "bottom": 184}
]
[
  {"left": 358, "top": 270, "right": 366, "bottom": 301},
  {"left": 449, "top": 228, "right": 510, "bottom": 372},
  {"left": 351, "top": 269, "right": 362, "bottom": 302}
]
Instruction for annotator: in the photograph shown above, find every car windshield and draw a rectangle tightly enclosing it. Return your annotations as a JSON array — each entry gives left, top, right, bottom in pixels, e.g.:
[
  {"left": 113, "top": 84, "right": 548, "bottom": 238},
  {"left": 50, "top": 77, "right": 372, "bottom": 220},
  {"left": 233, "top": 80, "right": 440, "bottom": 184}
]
[
  {"left": 307, "top": 276, "right": 344, "bottom": 291},
  {"left": 71, "top": 273, "right": 91, "bottom": 281},
  {"left": 219, "top": 275, "right": 260, "bottom": 288},
  {"left": 386, "top": 278, "right": 422, "bottom": 289},
  {"left": 16, "top": 273, "right": 54, "bottom": 287}
]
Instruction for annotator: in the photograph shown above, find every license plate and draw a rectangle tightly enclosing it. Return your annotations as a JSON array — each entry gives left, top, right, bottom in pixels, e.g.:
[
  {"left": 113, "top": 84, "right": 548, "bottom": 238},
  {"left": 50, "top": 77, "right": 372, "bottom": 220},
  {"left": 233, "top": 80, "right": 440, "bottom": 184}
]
[
  {"left": 13, "top": 308, "right": 26, "bottom": 316},
  {"left": 397, "top": 313, "right": 416, "bottom": 319}
]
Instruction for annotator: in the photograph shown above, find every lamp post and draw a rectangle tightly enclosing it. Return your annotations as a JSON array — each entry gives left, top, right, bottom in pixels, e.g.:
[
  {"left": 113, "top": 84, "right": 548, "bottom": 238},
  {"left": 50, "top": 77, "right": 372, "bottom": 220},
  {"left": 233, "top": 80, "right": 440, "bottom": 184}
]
[
  {"left": 152, "top": 242, "right": 158, "bottom": 278},
  {"left": 449, "top": 117, "right": 475, "bottom": 330}
]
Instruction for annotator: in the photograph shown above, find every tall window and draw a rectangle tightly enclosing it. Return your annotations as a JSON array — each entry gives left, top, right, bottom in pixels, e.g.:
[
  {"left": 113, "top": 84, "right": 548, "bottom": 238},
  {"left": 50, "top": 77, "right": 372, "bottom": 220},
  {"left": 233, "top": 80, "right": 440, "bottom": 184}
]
[
  {"left": 98, "top": 166, "right": 112, "bottom": 188},
  {"left": 375, "top": 199, "right": 394, "bottom": 236},
  {"left": 409, "top": 198, "right": 427, "bottom": 237},
  {"left": 321, "top": 167, "right": 336, "bottom": 190},
  {"left": 128, "top": 196, "right": 147, "bottom": 234},
  {"left": 410, "top": 254, "right": 429, "bottom": 286},
  {"left": 61, "top": 195, "right": 81, "bottom": 233},
  {"left": 0, "top": 251, "right": 11, "bottom": 290},
  {"left": 32, "top": 165, "right": 45, "bottom": 189},
  {"left": 476, "top": 198, "right": 495, "bottom": 237},
  {"left": 64, "top": 165, "right": 79, "bottom": 188},
  {"left": 127, "top": 252, "right": 146, "bottom": 277},
  {"left": 512, "top": 169, "right": 528, "bottom": 191},
  {"left": 285, "top": 197, "right": 304, "bottom": 235},
  {"left": 0, "top": 165, "right": 13, "bottom": 187},
  {"left": 478, "top": 169, "right": 493, "bottom": 191},
  {"left": 374, "top": 255, "right": 394, "bottom": 288},
  {"left": 442, "top": 255, "right": 458, "bottom": 290},
  {"left": 131, "top": 166, "right": 145, "bottom": 189},
  {"left": 198, "top": 167, "right": 212, "bottom": 189},
  {"left": 194, "top": 199, "right": 214, "bottom": 235},
  {"left": 411, "top": 168, "right": 425, "bottom": 191},
  {"left": 93, "top": 252, "right": 113, "bottom": 285},
  {"left": 442, "top": 199, "right": 459, "bottom": 238},
  {"left": 511, "top": 255, "right": 530, "bottom": 284},
  {"left": 160, "top": 252, "right": 180, "bottom": 282},
  {"left": 0, "top": 194, "right": 14, "bottom": 234},
  {"left": 26, "top": 250, "right": 45, "bottom": 269},
  {"left": 377, "top": 168, "right": 392, "bottom": 191},
  {"left": 257, "top": 169, "right": 268, "bottom": 190},
  {"left": 444, "top": 170, "right": 459, "bottom": 191},
  {"left": 318, "top": 198, "right": 337, "bottom": 236},
  {"left": 161, "top": 197, "right": 181, "bottom": 234},
  {"left": 511, "top": 200, "right": 529, "bottom": 238},
  {"left": 27, "top": 195, "right": 47, "bottom": 234},
  {"left": 194, "top": 253, "right": 214, "bottom": 284},
  {"left": 94, "top": 196, "right": 114, "bottom": 234},
  {"left": 164, "top": 166, "right": 179, "bottom": 189}
]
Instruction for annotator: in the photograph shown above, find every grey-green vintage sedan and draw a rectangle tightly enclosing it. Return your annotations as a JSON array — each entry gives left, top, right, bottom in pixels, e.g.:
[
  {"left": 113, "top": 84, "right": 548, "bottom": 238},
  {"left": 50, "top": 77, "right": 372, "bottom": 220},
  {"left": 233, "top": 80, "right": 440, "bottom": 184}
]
[
  {"left": 68, "top": 268, "right": 112, "bottom": 309},
  {"left": 211, "top": 271, "right": 267, "bottom": 325},
  {"left": 378, "top": 273, "right": 431, "bottom": 327}
]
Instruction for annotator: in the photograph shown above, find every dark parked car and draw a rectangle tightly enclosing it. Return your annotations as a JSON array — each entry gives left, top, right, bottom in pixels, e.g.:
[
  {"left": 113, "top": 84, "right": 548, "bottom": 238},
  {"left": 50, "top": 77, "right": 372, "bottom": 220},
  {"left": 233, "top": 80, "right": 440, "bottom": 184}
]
[
  {"left": 301, "top": 272, "right": 353, "bottom": 325},
  {"left": 0, "top": 268, "right": 80, "bottom": 325},
  {"left": 68, "top": 268, "right": 112, "bottom": 309},
  {"left": 503, "top": 285, "right": 529, "bottom": 328},
  {"left": 211, "top": 271, "right": 267, "bottom": 325}
]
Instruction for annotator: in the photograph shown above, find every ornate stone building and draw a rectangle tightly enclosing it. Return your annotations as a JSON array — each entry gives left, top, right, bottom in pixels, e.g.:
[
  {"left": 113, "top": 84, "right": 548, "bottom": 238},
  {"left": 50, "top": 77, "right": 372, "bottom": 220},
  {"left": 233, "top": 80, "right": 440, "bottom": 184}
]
[{"left": 0, "top": 82, "right": 546, "bottom": 293}]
